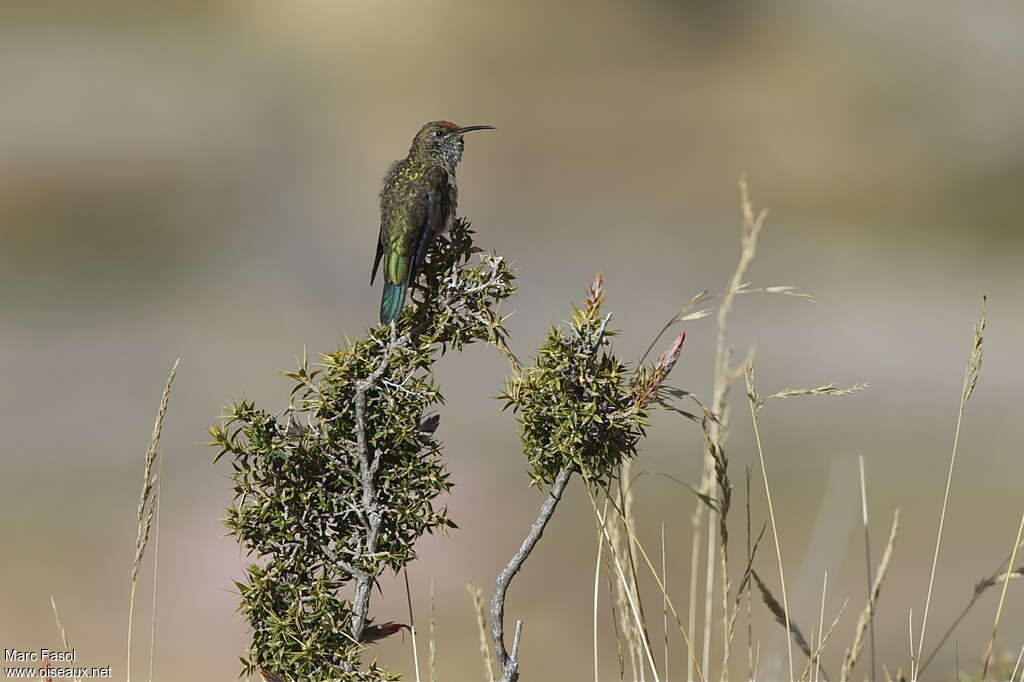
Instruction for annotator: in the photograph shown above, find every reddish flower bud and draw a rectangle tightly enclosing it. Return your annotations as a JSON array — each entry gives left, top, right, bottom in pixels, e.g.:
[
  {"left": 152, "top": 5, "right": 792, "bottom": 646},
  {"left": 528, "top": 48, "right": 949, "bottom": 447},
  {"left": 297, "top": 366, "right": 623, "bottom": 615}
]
[
  {"left": 656, "top": 332, "right": 686, "bottom": 377},
  {"left": 585, "top": 273, "right": 605, "bottom": 312}
]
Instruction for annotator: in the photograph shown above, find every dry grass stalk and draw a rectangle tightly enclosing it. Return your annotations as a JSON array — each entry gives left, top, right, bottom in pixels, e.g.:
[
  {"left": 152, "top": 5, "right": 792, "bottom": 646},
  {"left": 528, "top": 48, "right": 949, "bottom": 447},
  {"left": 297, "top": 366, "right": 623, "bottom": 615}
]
[
  {"left": 604, "top": 486, "right": 634, "bottom": 677},
  {"left": 745, "top": 360, "right": 795, "bottom": 682},
  {"left": 429, "top": 579, "right": 438, "bottom": 682},
  {"left": 813, "top": 572, "right": 828, "bottom": 682},
  {"left": 746, "top": 466, "right": 755, "bottom": 682},
  {"left": 718, "top": 523, "right": 767, "bottom": 682},
  {"left": 977, "top": 566, "right": 1024, "bottom": 591},
  {"left": 700, "top": 515, "right": 715, "bottom": 681},
  {"left": 1009, "top": 641, "right": 1024, "bottom": 682},
  {"left": 858, "top": 456, "right": 877, "bottom": 682},
  {"left": 591, "top": 496, "right": 625, "bottom": 682},
  {"left": 741, "top": 336, "right": 865, "bottom": 682},
  {"left": 736, "top": 284, "right": 814, "bottom": 301},
  {"left": 908, "top": 609, "right": 916, "bottom": 679},
  {"left": 620, "top": 470, "right": 656, "bottom": 682},
  {"left": 707, "top": 422, "right": 734, "bottom": 682},
  {"left": 708, "top": 179, "right": 765, "bottom": 678},
  {"left": 592, "top": 519, "right": 602, "bottom": 682},
  {"left": 750, "top": 570, "right": 812, "bottom": 659},
  {"left": 467, "top": 584, "right": 495, "bottom": 682},
  {"left": 49, "top": 596, "right": 80, "bottom": 682},
  {"left": 694, "top": 179, "right": 815, "bottom": 682},
  {"left": 748, "top": 382, "right": 867, "bottom": 416},
  {"left": 637, "top": 289, "right": 711, "bottom": 369},
  {"left": 50, "top": 595, "right": 71, "bottom": 649},
  {"left": 597, "top": 499, "right": 663, "bottom": 682},
  {"left": 603, "top": 517, "right": 628, "bottom": 680},
  {"left": 981, "top": 510, "right": 1024, "bottom": 680},
  {"left": 840, "top": 509, "right": 900, "bottom": 682},
  {"left": 148, "top": 453, "right": 163, "bottom": 682},
  {"left": 690, "top": 177, "right": 768, "bottom": 682},
  {"left": 687, "top": 509, "right": 703, "bottom": 682},
  {"left": 915, "top": 297, "right": 987, "bottom": 679},
  {"left": 762, "top": 383, "right": 869, "bottom": 404},
  {"left": 800, "top": 596, "right": 849, "bottom": 682},
  {"left": 126, "top": 359, "right": 178, "bottom": 682},
  {"left": 918, "top": 552, "right": 1024, "bottom": 675},
  {"left": 587, "top": 484, "right": 701, "bottom": 682},
  {"left": 661, "top": 523, "right": 669, "bottom": 682},
  {"left": 606, "top": 466, "right": 645, "bottom": 681},
  {"left": 404, "top": 569, "right": 423, "bottom": 682}
]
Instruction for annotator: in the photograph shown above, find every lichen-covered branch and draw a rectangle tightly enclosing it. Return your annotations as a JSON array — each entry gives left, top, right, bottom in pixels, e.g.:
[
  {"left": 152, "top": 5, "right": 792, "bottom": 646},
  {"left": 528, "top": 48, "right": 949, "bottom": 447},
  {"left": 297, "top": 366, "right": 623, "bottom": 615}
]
[{"left": 349, "top": 327, "right": 409, "bottom": 643}]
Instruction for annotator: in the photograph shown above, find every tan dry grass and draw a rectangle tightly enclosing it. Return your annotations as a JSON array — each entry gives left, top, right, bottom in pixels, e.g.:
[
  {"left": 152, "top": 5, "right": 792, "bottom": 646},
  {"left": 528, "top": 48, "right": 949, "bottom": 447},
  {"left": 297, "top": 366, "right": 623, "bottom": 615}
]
[
  {"left": 840, "top": 509, "right": 900, "bottom": 682},
  {"left": 981, "top": 511, "right": 1024, "bottom": 679},
  {"left": 403, "top": 569, "right": 423, "bottom": 682},
  {"left": 429, "top": 579, "right": 438, "bottom": 682},
  {"left": 587, "top": 481, "right": 703, "bottom": 682},
  {"left": 467, "top": 584, "right": 495, "bottom": 682},
  {"left": 914, "top": 298, "right": 987, "bottom": 680},
  {"left": 126, "top": 359, "right": 178, "bottom": 682}
]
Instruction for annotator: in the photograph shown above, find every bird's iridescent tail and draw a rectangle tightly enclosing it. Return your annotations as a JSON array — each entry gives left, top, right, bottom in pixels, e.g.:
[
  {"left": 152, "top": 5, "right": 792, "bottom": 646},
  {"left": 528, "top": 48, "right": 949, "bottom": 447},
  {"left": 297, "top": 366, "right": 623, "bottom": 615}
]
[{"left": 379, "top": 282, "right": 407, "bottom": 324}]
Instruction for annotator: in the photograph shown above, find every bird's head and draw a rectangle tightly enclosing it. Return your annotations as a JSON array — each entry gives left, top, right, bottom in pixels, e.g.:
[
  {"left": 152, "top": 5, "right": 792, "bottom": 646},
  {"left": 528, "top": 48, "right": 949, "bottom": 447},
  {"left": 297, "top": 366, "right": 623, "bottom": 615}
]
[{"left": 411, "top": 120, "right": 495, "bottom": 168}]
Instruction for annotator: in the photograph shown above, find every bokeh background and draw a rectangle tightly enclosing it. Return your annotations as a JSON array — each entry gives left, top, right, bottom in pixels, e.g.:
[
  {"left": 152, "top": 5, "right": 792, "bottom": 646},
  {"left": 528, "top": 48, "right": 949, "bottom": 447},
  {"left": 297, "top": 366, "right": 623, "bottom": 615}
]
[{"left": 3, "top": 1, "right": 1023, "bottom": 680}]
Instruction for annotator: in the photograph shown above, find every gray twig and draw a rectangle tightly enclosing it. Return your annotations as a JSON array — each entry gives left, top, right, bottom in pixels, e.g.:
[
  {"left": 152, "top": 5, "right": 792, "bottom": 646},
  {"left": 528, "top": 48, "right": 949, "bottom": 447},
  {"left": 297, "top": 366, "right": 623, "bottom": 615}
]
[
  {"left": 350, "top": 326, "right": 410, "bottom": 644},
  {"left": 490, "top": 467, "right": 574, "bottom": 681},
  {"left": 511, "top": 621, "right": 523, "bottom": 662}
]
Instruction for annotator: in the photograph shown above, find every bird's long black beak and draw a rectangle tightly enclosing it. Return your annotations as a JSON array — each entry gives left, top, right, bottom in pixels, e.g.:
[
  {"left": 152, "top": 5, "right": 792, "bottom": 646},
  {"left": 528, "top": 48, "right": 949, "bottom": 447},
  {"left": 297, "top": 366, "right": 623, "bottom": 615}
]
[{"left": 455, "top": 125, "right": 496, "bottom": 135}]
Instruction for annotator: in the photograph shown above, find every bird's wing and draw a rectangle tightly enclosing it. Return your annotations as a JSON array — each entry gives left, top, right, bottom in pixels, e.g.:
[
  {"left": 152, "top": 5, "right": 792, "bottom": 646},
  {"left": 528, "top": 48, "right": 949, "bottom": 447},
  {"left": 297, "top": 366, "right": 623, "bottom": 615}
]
[
  {"left": 373, "top": 159, "right": 404, "bottom": 285},
  {"left": 407, "top": 171, "right": 453, "bottom": 286},
  {"left": 408, "top": 188, "right": 439, "bottom": 287},
  {"left": 379, "top": 188, "right": 430, "bottom": 287}
]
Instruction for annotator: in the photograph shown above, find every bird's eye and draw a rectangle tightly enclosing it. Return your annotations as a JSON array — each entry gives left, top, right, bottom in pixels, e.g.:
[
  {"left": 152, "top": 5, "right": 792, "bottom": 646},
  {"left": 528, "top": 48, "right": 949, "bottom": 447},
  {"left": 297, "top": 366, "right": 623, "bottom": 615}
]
[{"left": 433, "top": 130, "right": 444, "bottom": 137}]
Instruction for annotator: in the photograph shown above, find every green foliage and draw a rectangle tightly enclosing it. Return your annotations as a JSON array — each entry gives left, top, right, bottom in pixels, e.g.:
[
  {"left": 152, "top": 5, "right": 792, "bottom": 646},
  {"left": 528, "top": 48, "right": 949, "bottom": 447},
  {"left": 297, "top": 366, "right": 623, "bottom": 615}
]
[
  {"left": 210, "top": 223, "right": 679, "bottom": 680},
  {"left": 502, "top": 277, "right": 657, "bottom": 488},
  {"left": 210, "top": 220, "right": 514, "bottom": 681}
]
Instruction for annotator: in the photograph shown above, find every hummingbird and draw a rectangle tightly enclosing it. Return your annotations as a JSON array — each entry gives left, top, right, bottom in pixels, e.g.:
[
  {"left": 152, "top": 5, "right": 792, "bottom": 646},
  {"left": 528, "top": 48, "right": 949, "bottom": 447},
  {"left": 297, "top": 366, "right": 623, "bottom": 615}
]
[{"left": 371, "top": 120, "right": 495, "bottom": 324}]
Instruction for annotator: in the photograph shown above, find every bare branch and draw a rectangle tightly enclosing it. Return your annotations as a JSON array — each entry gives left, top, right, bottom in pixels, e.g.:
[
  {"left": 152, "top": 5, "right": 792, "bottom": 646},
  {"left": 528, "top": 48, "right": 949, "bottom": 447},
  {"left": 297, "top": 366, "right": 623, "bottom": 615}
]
[
  {"left": 350, "top": 327, "right": 410, "bottom": 643},
  {"left": 490, "top": 467, "right": 574, "bottom": 682}
]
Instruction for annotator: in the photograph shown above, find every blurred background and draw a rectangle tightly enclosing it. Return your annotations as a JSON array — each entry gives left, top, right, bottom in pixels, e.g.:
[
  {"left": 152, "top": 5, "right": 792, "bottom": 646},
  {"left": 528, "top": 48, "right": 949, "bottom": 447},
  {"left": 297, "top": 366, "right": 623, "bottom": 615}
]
[{"left": 2, "top": 1, "right": 1022, "bottom": 680}]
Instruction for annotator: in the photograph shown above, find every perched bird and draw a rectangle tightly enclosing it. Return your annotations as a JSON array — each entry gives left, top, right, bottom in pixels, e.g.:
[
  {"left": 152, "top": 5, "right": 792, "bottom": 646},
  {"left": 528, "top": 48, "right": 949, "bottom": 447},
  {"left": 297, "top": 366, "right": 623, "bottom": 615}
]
[{"left": 371, "top": 120, "right": 495, "bottom": 324}]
